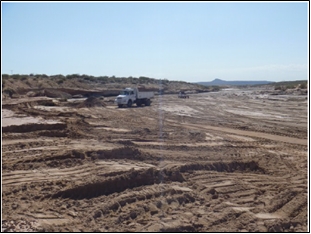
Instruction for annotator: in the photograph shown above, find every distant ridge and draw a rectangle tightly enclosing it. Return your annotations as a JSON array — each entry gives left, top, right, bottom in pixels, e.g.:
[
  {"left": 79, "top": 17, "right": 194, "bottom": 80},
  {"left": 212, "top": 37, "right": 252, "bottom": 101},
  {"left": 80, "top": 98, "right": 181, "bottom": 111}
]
[{"left": 197, "top": 78, "right": 273, "bottom": 86}]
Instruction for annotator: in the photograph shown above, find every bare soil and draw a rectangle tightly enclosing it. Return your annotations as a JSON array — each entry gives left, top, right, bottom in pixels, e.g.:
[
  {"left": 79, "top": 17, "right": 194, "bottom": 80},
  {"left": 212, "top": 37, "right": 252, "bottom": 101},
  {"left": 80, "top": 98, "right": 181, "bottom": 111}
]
[{"left": 2, "top": 86, "right": 308, "bottom": 232}]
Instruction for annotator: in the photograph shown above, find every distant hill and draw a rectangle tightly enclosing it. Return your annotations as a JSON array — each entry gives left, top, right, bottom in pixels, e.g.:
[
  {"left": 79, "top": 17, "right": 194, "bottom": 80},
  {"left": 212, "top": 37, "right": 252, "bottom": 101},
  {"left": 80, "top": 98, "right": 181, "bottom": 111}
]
[
  {"left": 1, "top": 74, "right": 214, "bottom": 98},
  {"left": 197, "top": 78, "right": 273, "bottom": 86}
]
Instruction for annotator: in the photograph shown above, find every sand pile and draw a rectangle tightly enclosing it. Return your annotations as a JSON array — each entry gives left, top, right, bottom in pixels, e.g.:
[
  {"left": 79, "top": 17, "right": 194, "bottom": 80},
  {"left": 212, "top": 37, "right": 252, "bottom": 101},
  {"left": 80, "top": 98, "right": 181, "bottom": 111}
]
[
  {"left": 45, "top": 89, "right": 72, "bottom": 99},
  {"left": 77, "top": 96, "right": 106, "bottom": 108}
]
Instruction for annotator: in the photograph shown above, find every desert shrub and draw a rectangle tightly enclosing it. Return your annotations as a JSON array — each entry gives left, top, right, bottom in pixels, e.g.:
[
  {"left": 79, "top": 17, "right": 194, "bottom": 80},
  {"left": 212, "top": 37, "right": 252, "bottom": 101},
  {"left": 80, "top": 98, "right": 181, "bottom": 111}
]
[
  {"left": 57, "top": 79, "right": 64, "bottom": 84},
  {"left": 114, "top": 78, "right": 121, "bottom": 83},
  {"left": 274, "top": 80, "right": 308, "bottom": 91},
  {"left": 210, "top": 86, "right": 220, "bottom": 91},
  {"left": 66, "top": 74, "right": 80, "bottom": 79},
  {"left": 21, "top": 76, "right": 27, "bottom": 81},
  {"left": 11, "top": 74, "right": 21, "bottom": 80},
  {"left": 98, "top": 76, "right": 109, "bottom": 83},
  {"left": 300, "top": 82, "right": 307, "bottom": 89},
  {"left": 139, "top": 76, "right": 151, "bottom": 84},
  {"left": 275, "top": 85, "right": 286, "bottom": 91},
  {"left": 84, "top": 76, "right": 96, "bottom": 82},
  {"left": 2, "top": 74, "right": 10, "bottom": 79},
  {"left": 51, "top": 74, "right": 65, "bottom": 79},
  {"left": 275, "top": 84, "right": 297, "bottom": 91},
  {"left": 3, "top": 88, "right": 15, "bottom": 98},
  {"left": 120, "top": 77, "right": 128, "bottom": 83},
  {"left": 160, "top": 79, "right": 169, "bottom": 85}
]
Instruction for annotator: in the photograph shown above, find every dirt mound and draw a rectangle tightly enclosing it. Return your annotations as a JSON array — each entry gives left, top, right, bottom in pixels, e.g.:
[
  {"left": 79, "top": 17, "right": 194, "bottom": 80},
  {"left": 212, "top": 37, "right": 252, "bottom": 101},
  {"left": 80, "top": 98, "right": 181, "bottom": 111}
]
[
  {"left": 2, "top": 123, "right": 67, "bottom": 133},
  {"left": 77, "top": 96, "right": 106, "bottom": 108},
  {"left": 44, "top": 89, "right": 72, "bottom": 99},
  {"left": 86, "top": 147, "right": 155, "bottom": 161},
  {"left": 26, "top": 90, "right": 44, "bottom": 97}
]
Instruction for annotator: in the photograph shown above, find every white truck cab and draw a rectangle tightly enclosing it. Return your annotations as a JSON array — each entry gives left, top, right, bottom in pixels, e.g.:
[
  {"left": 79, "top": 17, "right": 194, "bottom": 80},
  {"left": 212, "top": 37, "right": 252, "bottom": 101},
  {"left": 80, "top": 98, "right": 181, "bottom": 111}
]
[{"left": 115, "top": 87, "right": 154, "bottom": 108}]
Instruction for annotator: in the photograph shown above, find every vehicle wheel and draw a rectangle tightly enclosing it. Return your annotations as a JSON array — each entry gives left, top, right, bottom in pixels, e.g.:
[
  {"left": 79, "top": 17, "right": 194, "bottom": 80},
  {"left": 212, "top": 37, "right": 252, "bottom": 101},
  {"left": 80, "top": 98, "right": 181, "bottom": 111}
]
[
  {"left": 127, "top": 100, "right": 132, "bottom": 108},
  {"left": 118, "top": 104, "right": 123, "bottom": 108},
  {"left": 136, "top": 100, "right": 142, "bottom": 107},
  {"left": 145, "top": 99, "right": 151, "bottom": 106}
]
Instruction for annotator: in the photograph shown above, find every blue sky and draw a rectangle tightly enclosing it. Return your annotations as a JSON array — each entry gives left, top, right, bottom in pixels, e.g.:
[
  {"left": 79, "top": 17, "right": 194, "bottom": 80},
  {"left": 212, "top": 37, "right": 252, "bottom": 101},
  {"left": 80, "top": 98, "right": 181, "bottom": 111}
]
[{"left": 2, "top": 1, "right": 309, "bottom": 82}]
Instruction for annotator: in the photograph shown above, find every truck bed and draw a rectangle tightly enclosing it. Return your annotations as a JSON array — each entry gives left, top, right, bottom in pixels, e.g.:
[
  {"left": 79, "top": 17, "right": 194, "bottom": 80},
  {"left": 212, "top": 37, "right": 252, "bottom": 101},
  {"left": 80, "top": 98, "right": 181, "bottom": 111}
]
[{"left": 137, "top": 92, "right": 154, "bottom": 99}]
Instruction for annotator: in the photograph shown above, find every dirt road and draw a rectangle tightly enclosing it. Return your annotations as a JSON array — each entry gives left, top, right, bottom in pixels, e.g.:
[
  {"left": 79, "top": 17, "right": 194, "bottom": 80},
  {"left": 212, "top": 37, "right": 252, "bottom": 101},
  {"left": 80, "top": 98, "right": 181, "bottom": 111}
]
[{"left": 2, "top": 87, "right": 308, "bottom": 232}]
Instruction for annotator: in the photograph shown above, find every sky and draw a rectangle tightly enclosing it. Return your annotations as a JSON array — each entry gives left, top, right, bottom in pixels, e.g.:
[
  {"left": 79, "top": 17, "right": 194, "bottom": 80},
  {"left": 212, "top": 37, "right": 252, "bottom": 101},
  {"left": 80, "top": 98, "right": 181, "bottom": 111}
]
[{"left": 1, "top": 1, "right": 309, "bottom": 82}]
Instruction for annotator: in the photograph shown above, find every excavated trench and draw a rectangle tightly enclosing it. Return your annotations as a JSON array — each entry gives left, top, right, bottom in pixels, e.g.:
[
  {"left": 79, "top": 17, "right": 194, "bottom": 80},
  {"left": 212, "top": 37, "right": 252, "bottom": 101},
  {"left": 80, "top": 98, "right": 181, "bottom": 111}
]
[
  {"left": 50, "top": 168, "right": 184, "bottom": 200},
  {"left": 2, "top": 123, "right": 67, "bottom": 133},
  {"left": 50, "top": 160, "right": 264, "bottom": 200},
  {"left": 86, "top": 147, "right": 157, "bottom": 161}
]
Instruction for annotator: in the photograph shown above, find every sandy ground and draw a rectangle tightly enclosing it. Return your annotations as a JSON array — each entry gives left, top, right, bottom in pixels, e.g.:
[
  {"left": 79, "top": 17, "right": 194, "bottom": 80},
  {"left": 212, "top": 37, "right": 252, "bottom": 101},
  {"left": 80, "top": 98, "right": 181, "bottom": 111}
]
[{"left": 2, "top": 87, "right": 309, "bottom": 232}]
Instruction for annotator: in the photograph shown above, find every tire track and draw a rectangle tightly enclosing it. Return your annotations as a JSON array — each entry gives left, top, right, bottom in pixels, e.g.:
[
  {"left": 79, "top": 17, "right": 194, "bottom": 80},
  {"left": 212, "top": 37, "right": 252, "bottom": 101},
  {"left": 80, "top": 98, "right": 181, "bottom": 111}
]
[{"left": 166, "top": 119, "right": 307, "bottom": 146}]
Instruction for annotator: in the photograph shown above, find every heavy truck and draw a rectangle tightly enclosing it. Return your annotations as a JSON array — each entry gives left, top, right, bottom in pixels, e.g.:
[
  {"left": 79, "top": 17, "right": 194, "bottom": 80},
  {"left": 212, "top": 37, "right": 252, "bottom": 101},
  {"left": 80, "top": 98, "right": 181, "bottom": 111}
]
[
  {"left": 114, "top": 87, "right": 154, "bottom": 108},
  {"left": 178, "top": 91, "right": 189, "bottom": 98}
]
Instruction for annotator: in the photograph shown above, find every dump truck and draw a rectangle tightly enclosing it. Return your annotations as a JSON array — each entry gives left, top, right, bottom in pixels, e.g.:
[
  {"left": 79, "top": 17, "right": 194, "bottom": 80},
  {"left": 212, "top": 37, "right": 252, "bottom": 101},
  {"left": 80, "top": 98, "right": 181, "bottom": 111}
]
[
  {"left": 114, "top": 87, "right": 154, "bottom": 108},
  {"left": 178, "top": 91, "right": 189, "bottom": 98}
]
